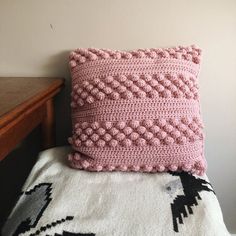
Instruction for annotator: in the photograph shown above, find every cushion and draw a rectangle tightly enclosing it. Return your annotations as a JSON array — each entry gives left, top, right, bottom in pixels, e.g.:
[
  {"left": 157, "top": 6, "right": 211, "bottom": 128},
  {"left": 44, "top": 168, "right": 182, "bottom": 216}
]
[{"left": 68, "top": 45, "right": 206, "bottom": 175}]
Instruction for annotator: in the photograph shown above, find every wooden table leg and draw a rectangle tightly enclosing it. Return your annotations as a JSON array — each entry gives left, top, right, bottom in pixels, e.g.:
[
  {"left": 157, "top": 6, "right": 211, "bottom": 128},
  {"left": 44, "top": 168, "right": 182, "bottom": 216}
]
[{"left": 41, "top": 99, "right": 55, "bottom": 149}]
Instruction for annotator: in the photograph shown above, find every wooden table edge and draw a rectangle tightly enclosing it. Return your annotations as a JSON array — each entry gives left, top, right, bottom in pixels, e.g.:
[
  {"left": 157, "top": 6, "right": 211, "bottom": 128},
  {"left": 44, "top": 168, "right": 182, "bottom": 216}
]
[
  {"left": 0, "top": 77, "right": 65, "bottom": 161},
  {"left": 0, "top": 78, "right": 64, "bottom": 129}
]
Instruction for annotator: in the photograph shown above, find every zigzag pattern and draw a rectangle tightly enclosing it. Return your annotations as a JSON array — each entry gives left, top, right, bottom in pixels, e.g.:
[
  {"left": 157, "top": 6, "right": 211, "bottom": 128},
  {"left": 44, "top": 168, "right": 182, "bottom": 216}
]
[
  {"left": 71, "top": 73, "right": 198, "bottom": 108},
  {"left": 68, "top": 117, "right": 203, "bottom": 148},
  {"left": 69, "top": 45, "right": 201, "bottom": 67}
]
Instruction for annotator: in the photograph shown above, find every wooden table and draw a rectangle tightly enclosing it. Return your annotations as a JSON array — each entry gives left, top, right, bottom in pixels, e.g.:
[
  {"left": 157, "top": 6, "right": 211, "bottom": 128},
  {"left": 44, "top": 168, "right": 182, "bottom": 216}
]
[{"left": 0, "top": 77, "right": 64, "bottom": 161}]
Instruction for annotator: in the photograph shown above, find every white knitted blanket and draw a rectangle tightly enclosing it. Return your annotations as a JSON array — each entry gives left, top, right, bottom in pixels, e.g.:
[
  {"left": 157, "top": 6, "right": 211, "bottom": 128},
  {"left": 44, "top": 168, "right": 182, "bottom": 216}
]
[{"left": 2, "top": 146, "right": 230, "bottom": 236}]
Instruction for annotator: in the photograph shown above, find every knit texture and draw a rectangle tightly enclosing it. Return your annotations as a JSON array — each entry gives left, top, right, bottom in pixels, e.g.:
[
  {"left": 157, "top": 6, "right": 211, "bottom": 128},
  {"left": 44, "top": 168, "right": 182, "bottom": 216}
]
[
  {"left": 68, "top": 45, "right": 206, "bottom": 175},
  {"left": 2, "top": 147, "right": 230, "bottom": 236}
]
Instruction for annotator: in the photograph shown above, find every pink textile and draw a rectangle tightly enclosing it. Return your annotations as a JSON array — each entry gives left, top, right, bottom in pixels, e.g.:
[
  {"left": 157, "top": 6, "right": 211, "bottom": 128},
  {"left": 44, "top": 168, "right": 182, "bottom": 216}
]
[{"left": 68, "top": 45, "right": 206, "bottom": 175}]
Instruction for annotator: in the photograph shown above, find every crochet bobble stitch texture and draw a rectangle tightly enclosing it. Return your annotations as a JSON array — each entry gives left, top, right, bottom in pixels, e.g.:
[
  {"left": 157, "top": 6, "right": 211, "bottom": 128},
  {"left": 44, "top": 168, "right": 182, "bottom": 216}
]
[{"left": 68, "top": 45, "right": 206, "bottom": 175}]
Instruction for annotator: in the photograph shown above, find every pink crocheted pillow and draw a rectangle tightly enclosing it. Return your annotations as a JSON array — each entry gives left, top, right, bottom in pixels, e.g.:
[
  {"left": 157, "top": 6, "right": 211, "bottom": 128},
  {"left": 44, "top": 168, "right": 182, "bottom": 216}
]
[{"left": 68, "top": 45, "right": 206, "bottom": 175}]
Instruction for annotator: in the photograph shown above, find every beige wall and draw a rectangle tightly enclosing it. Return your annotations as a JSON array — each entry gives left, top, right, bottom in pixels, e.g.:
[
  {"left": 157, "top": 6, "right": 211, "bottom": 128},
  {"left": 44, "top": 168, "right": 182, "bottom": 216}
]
[{"left": 1, "top": 0, "right": 236, "bottom": 233}]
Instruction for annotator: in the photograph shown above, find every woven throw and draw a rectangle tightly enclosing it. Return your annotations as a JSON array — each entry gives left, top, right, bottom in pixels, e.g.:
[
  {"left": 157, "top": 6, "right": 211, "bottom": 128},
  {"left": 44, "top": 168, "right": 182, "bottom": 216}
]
[{"left": 68, "top": 45, "right": 206, "bottom": 175}]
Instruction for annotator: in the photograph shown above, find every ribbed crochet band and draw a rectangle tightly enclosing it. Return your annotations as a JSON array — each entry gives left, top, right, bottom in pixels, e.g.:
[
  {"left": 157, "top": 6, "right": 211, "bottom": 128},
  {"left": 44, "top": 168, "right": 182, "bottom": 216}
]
[{"left": 68, "top": 45, "right": 206, "bottom": 175}]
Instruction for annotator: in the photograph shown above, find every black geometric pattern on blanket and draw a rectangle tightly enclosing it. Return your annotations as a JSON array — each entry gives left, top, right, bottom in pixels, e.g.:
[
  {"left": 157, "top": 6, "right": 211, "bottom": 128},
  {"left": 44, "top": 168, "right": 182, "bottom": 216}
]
[
  {"left": 169, "top": 172, "right": 215, "bottom": 233},
  {"left": 28, "top": 216, "right": 74, "bottom": 236},
  {"left": 2, "top": 183, "right": 53, "bottom": 236},
  {"left": 1, "top": 183, "right": 95, "bottom": 236},
  {"left": 55, "top": 231, "right": 95, "bottom": 236}
]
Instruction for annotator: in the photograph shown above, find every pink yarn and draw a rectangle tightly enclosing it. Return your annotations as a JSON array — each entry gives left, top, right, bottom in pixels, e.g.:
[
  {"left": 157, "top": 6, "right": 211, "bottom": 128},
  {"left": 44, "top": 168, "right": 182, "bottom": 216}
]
[{"left": 68, "top": 45, "right": 206, "bottom": 175}]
